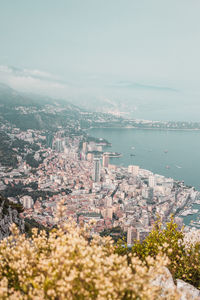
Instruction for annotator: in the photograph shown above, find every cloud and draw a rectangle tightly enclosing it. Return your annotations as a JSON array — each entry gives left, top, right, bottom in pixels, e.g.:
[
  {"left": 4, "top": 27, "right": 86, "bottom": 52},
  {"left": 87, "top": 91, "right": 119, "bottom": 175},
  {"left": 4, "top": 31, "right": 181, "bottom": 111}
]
[
  {"left": 0, "top": 65, "right": 68, "bottom": 97},
  {"left": 23, "top": 69, "right": 54, "bottom": 79},
  {"left": 0, "top": 65, "right": 54, "bottom": 79}
]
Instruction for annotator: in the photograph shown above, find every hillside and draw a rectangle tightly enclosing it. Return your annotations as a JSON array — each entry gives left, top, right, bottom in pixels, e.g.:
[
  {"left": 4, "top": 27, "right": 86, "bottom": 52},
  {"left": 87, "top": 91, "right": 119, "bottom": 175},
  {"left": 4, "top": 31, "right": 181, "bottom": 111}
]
[
  {"left": 0, "top": 83, "right": 82, "bottom": 131},
  {"left": 0, "top": 131, "right": 18, "bottom": 168},
  {"left": 0, "top": 83, "right": 124, "bottom": 132}
]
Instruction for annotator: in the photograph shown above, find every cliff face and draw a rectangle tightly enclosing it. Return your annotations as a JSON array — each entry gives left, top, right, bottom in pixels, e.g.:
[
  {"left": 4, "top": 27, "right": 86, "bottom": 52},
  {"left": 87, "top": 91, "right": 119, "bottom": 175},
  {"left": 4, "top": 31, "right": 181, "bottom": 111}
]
[{"left": 0, "top": 195, "right": 25, "bottom": 240}]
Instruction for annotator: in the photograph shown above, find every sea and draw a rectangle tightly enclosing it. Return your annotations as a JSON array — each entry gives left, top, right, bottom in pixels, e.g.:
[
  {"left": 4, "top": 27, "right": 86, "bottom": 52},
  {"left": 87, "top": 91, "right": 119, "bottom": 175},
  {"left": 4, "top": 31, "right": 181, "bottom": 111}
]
[{"left": 89, "top": 128, "right": 200, "bottom": 226}]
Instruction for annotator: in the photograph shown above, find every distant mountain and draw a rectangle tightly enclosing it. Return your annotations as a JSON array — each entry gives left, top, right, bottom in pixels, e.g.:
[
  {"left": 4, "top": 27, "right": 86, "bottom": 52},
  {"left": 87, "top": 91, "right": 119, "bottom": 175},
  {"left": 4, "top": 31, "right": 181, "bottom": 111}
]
[{"left": 0, "top": 82, "right": 79, "bottom": 108}]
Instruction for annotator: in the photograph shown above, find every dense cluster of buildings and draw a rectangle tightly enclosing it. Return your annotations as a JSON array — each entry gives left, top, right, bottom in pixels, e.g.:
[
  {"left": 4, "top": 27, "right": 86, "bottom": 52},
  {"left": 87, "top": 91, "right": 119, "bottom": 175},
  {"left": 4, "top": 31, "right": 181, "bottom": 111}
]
[{"left": 0, "top": 125, "right": 199, "bottom": 245}]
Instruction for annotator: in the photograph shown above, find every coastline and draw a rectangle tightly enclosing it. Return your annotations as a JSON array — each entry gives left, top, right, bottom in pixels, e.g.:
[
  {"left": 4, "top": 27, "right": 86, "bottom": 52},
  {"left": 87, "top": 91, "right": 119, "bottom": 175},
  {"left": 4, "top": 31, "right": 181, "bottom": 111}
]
[
  {"left": 87, "top": 126, "right": 200, "bottom": 131},
  {"left": 87, "top": 127, "right": 200, "bottom": 191}
]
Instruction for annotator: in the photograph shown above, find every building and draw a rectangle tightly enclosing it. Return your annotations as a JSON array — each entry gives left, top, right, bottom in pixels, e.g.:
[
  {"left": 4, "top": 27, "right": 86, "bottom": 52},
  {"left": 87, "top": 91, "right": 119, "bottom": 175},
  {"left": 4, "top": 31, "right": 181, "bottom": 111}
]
[
  {"left": 101, "top": 207, "right": 113, "bottom": 219},
  {"left": 96, "top": 145, "right": 103, "bottom": 152},
  {"left": 142, "top": 187, "right": 153, "bottom": 201},
  {"left": 82, "top": 142, "right": 88, "bottom": 153},
  {"left": 54, "top": 138, "right": 65, "bottom": 153},
  {"left": 102, "top": 154, "right": 109, "bottom": 168},
  {"left": 80, "top": 152, "right": 86, "bottom": 160},
  {"left": 148, "top": 188, "right": 154, "bottom": 202},
  {"left": 93, "top": 158, "right": 101, "bottom": 182},
  {"left": 148, "top": 175, "right": 156, "bottom": 188},
  {"left": 87, "top": 153, "right": 94, "bottom": 162},
  {"left": 87, "top": 142, "right": 96, "bottom": 152},
  {"left": 127, "top": 226, "right": 138, "bottom": 246},
  {"left": 105, "top": 196, "right": 112, "bottom": 207},
  {"left": 162, "top": 178, "right": 174, "bottom": 189},
  {"left": 106, "top": 207, "right": 113, "bottom": 219},
  {"left": 128, "top": 165, "right": 139, "bottom": 176},
  {"left": 20, "top": 196, "right": 34, "bottom": 209},
  {"left": 108, "top": 164, "right": 117, "bottom": 171}
]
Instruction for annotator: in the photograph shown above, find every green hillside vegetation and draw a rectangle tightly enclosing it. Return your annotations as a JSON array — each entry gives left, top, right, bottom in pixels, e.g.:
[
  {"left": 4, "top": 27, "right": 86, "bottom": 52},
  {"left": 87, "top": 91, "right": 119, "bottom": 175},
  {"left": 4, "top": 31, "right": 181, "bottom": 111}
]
[
  {"left": 0, "top": 84, "right": 124, "bottom": 132},
  {"left": 0, "top": 131, "right": 18, "bottom": 168},
  {"left": 0, "top": 84, "right": 82, "bottom": 131},
  {"left": 116, "top": 217, "right": 200, "bottom": 290},
  {"left": 0, "top": 130, "right": 41, "bottom": 168}
]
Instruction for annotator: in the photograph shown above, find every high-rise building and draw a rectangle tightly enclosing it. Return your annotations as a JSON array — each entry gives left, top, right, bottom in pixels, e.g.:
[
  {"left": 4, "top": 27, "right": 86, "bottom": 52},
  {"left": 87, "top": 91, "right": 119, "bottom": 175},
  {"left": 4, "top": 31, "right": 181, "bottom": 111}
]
[
  {"left": 54, "top": 138, "right": 65, "bottom": 152},
  {"left": 148, "top": 175, "right": 156, "bottom": 188},
  {"left": 80, "top": 152, "right": 86, "bottom": 160},
  {"left": 102, "top": 154, "right": 109, "bottom": 168},
  {"left": 106, "top": 207, "right": 113, "bottom": 219},
  {"left": 142, "top": 187, "right": 148, "bottom": 199},
  {"left": 148, "top": 187, "right": 154, "bottom": 202},
  {"left": 93, "top": 158, "right": 101, "bottom": 182},
  {"left": 82, "top": 142, "right": 88, "bottom": 153},
  {"left": 127, "top": 226, "right": 138, "bottom": 246}
]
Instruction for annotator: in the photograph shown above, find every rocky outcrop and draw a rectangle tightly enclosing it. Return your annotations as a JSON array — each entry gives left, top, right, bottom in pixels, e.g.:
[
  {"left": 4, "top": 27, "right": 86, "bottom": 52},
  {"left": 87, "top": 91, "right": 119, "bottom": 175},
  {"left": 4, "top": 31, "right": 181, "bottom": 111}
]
[
  {"left": 176, "top": 279, "right": 200, "bottom": 300},
  {"left": 151, "top": 267, "right": 200, "bottom": 299},
  {"left": 0, "top": 195, "right": 25, "bottom": 240}
]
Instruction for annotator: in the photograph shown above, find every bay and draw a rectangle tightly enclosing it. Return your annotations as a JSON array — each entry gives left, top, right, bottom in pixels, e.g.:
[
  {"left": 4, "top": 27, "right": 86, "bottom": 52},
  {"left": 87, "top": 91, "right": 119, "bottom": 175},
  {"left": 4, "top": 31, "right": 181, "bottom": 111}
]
[{"left": 89, "top": 128, "right": 200, "bottom": 191}]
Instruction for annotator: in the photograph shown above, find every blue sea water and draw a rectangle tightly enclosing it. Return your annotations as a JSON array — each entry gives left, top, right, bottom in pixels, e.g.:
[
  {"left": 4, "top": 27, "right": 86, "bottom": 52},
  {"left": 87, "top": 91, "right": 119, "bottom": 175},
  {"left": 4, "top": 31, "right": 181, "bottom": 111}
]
[{"left": 89, "top": 128, "right": 200, "bottom": 191}]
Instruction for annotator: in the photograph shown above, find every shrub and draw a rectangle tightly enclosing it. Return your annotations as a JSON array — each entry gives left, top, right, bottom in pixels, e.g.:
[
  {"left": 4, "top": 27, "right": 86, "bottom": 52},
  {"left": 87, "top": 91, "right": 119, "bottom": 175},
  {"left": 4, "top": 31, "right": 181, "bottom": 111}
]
[
  {"left": 117, "top": 217, "right": 200, "bottom": 289},
  {"left": 0, "top": 221, "right": 178, "bottom": 299}
]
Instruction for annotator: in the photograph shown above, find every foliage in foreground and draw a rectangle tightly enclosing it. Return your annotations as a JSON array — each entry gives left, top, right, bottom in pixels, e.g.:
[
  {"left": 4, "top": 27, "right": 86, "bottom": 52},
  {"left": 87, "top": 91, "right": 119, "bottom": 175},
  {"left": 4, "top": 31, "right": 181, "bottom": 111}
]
[
  {"left": 117, "top": 218, "right": 200, "bottom": 289},
  {"left": 0, "top": 222, "right": 179, "bottom": 299}
]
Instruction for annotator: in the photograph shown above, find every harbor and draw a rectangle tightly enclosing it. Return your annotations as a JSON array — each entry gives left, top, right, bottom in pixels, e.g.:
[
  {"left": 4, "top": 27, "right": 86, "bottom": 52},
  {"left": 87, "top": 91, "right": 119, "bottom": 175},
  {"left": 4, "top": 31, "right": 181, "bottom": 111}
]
[{"left": 178, "top": 192, "right": 200, "bottom": 228}]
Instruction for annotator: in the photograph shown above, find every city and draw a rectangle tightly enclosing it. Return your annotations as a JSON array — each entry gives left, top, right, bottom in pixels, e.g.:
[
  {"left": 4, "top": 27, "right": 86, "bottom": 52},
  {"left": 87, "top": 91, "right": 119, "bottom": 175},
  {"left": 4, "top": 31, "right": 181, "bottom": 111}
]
[{"left": 1, "top": 121, "right": 199, "bottom": 247}]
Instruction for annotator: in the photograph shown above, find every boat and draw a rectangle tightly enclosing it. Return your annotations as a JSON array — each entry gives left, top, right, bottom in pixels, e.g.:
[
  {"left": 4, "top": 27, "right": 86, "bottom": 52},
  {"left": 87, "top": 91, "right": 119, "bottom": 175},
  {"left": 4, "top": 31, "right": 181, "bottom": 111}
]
[
  {"left": 130, "top": 154, "right": 135, "bottom": 157},
  {"left": 165, "top": 165, "right": 170, "bottom": 169},
  {"left": 131, "top": 147, "right": 135, "bottom": 150},
  {"left": 164, "top": 150, "right": 168, "bottom": 153},
  {"left": 175, "top": 165, "right": 182, "bottom": 169}
]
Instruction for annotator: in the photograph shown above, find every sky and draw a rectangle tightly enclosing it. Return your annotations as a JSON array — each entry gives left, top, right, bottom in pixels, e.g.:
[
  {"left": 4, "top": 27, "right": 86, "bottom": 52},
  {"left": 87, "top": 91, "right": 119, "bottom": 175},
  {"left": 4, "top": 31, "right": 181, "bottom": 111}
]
[{"left": 0, "top": 0, "right": 200, "bottom": 120}]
